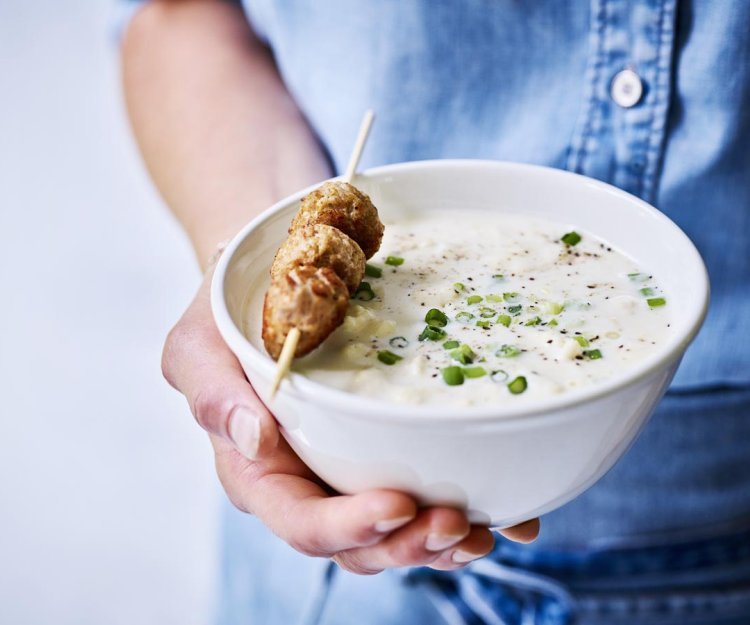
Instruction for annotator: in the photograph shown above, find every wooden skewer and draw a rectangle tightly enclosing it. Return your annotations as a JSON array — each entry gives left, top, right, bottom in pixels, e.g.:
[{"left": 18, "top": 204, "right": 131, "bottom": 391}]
[{"left": 268, "top": 110, "right": 376, "bottom": 399}]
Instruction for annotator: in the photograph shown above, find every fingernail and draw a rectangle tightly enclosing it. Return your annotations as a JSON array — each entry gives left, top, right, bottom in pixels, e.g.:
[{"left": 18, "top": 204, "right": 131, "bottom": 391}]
[
  {"left": 229, "top": 406, "right": 260, "bottom": 459},
  {"left": 425, "top": 533, "right": 464, "bottom": 552},
  {"left": 374, "top": 515, "right": 414, "bottom": 533},
  {"left": 452, "top": 550, "right": 484, "bottom": 564}
]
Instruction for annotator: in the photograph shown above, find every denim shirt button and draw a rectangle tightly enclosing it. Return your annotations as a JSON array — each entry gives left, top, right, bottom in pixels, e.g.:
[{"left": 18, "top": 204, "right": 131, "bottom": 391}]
[{"left": 611, "top": 68, "right": 644, "bottom": 108}]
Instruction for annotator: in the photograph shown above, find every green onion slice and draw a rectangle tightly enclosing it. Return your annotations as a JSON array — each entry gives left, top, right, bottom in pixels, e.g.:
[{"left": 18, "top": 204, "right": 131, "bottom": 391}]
[
  {"left": 442, "top": 366, "right": 465, "bottom": 386},
  {"left": 449, "top": 344, "right": 476, "bottom": 365},
  {"left": 425, "top": 308, "right": 449, "bottom": 328},
  {"left": 507, "top": 304, "right": 523, "bottom": 316},
  {"left": 479, "top": 306, "right": 496, "bottom": 318},
  {"left": 639, "top": 287, "right": 654, "bottom": 296},
  {"left": 463, "top": 366, "right": 487, "bottom": 379},
  {"left": 561, "top": 231, "right": 582, "bottom": 246},
  {"left": 627, "top": 272, "right": 647, "bottom": 282},
  {"left": 492, "top": 273, "right": 505, "bottom": 280},
  {"left": 647, "top": 297, "right": 667, "bottom": 308},
  {"left": 385, "top": 256, "right": 404, "bottom": 266},
  {"left": 485, "top": 294, "right": 503, "bottom": 303},
  {"left": 497, "top": 314, "right": 512, "bottom": 327},
  {"left": 496, "top": 344, "right": 521, "bottom": 358},
  {"left": 503, "top": 292, "right": 520, "bottom": 302},
  {"left": 525, "top": 316, "right": 542, "bottom": 326},
  {"left": 364, "top": 263, "right": 382, "bottom": 278},
  {"left": 389, "top": 336, "right": 409, "bottom": 349},
  {"left": 548, "top": 319, "right": 559, "bottom": 327},
  {"left": 443, "top": 340, "right": 460, "bottom": 350},
  {"left": 490, "top": 369, "right": 509, "bottom": 383},
  {"left": 575, "top": 336, "right": 589, "bottom": 348},
  {"left": 476, "top": 320, "right": 492, "bottom": 329},
  {"left": 455, "top": 311, "right": 475, "bottom": 323},
  {"left": 583, "top": 349, "right": 602, "bottom": 360},
  {"left": 418, "top": 325, "right": 447, "bottom": 341},
  {"left": 377, "top": 350, "right": 403, "bottom": 365},
  {"left": 453, "top": 282, "right": 466, "bottom": 293},
  {"left": 467, "top": 295, "right": 483, "bottom": 305},
  {"left": 508, "top": 376, "right": 528, "bottom": 394},
  {"left": 353, "top": 281, "right": 375, "bottom": 301}
]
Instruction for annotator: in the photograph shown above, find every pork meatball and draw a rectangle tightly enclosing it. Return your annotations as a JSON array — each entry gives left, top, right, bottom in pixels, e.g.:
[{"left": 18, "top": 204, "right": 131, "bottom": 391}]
[
  {"left": 262, "top": 265, "right": 349, "bottom": 360},
  {"left": 271, "top": 224, "right": 365, "bottom": 295},
  {"left": 291, "top": 181, "right": 384, "bottom": 259}
]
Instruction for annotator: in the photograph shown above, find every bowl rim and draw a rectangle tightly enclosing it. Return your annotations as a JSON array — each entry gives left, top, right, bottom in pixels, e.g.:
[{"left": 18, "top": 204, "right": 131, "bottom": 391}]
[{"left": 211, "top": 159, "right": 710, "bottom": 425}]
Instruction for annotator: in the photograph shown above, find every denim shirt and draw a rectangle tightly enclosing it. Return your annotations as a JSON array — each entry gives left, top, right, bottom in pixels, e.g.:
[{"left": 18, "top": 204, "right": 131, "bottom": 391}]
[{"left": 241, "top": 0, "right": 750, "bottom": 392}]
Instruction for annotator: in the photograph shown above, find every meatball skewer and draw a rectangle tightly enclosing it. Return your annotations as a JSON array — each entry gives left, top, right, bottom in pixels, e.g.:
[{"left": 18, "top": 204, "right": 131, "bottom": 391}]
[{"left": 268, "top": 111, "right": 378, "bottom": 397}]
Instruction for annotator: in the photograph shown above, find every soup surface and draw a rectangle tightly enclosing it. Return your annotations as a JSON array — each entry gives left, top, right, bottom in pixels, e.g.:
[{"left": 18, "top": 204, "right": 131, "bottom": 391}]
[{"left": 245, "top": 210, "right": 671, "bottom": 406}]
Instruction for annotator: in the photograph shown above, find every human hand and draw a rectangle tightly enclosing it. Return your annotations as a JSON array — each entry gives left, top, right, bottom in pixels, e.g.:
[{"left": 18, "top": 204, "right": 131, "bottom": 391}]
[{"left": 162, "top": 268, "right": 540, "bottom": 575}]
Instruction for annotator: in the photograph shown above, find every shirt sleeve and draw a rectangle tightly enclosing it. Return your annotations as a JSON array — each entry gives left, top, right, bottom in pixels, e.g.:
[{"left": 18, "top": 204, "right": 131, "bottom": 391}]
[{"left": 111, "top": 0, "right": 243, "bottom": 42}]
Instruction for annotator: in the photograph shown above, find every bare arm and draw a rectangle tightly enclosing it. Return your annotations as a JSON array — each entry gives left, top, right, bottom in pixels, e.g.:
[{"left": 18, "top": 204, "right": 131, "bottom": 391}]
[
  {"left": 122, "top": 0, "right": 329, "bottom": 269},
  {"left": 121, "top": 0, "right": 538, "bottom": 576}
]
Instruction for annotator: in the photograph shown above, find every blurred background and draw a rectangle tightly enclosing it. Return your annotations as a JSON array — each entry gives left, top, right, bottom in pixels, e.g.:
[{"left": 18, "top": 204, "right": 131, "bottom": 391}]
[{"left": 0, "top": 2, "right": 219, "bottom": 623}]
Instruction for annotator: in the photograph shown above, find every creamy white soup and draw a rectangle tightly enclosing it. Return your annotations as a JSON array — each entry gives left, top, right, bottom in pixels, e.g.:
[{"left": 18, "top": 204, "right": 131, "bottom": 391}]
[{"left": 245, "top": 210, "right": 671, "bottom": 406}]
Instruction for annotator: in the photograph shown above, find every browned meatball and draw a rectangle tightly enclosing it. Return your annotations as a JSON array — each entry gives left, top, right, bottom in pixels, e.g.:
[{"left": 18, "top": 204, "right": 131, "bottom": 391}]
[
  {"left": 262, "top": 265, "right": 349, "bottom": 360},
  {"left": 291, "top": 181, "right": 384, "bottom": 259},
  {"left": 270, "top": 224, "right": 365, "bottom": 295}
]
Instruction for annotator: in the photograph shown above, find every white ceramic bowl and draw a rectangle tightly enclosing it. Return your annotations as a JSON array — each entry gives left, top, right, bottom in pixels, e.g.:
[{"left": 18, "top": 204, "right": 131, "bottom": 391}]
[{"left": 211, "top": 160, "right": 709, "bottom": 527}]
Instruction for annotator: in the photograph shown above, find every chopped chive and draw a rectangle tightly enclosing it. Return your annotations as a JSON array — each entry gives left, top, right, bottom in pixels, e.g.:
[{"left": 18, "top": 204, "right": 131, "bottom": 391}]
[
  {"left": 353, "top": 281, "right": 375, "bottom": 301},
  {"left": 463, "top": 366, "right": 487, "bottom": 379},
  {"left": 524, "top": 316, "right": 542, "bottom": 326},
  {"left": 561, "top": 231, "right": 581, "bottom": 246},
  {"left": 467, "top": 295, "right": 483, "bottom": 305},
  {"left": 507, "top": 304, "right": 523, "bottom": 316},
  {"left": 449, "top": 345, "right": 475, "bottom": 365},
  {"left": 442, "top": 366, "right": 465, "bottom": 386},
  {"left": 497, "top": 314, "right": 512, "bottom": 327},
  {"left": 443, "top": 340, "right": 460, "bottom": 350},
  {"left": 385, "top": 255, "right": 404, "bottom": 266},
  {"left": 496, "top": 344, "right": 521, "bottom": 358},
  {"left": 490, "top": 369, "right": 509, "bottom": 383},
  {"left": 492, "top": 273, "right": 505, "bottom": 280},
  {"left": 377, "top": 350, "right": 403, "bottom": 365},
  {"left": 455, "top": 311, "right": 475, "bottom": 323},
  {"left": 575, "top": 336, "right": 589, "bottom": 348},
  {"left": 364, "top": 263, "right": 382, "bottom": 278},
  {"left": 453, "top": 282, "right": 466, "bottom": 293},
  {"left": 479, "top": 306, "right": 496, "bottom": 318},
  {"left": 548, "top": 319, "right": 559, "bottom": 327},
  {"left": 425, "top": 308, "right": 449, "bottom": 328},
  {"left": 583, "top": 349, "right": 602, "bottom": 360},
  {"left": 503, "top": 292, "right": 520, "bottom": 302},
  {"left": 389, "top": 336, "right": 409, "bottom": 349},
  {"left": 476, "top": 320, "right": 492, "bottom": 329},
  {"left": 508, "top": 376, "right": 528, "bottom": 394},
  {"left": 627, "top": 272, "right": 647, "bottom": 282},
  {"left": 418, "top": 325, "right": 447, "bottom": 341},
  {"left": 647, "top": 297, "right": 667, "bottom": 308},
  {"left": 544, "top": 302, "right": 565, "bottom": 315},
  {"left": 486, "top": 294, "right": 503, "bottom": 303},
  {"left": 639, "top": 287, "right": 654, "bottom": 296}
]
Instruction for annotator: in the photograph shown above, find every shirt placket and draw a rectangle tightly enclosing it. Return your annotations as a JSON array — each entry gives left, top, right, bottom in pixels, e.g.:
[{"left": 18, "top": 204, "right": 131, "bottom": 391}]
[{"left": 566, "top": 0, "right": 677, "bottom": 204}]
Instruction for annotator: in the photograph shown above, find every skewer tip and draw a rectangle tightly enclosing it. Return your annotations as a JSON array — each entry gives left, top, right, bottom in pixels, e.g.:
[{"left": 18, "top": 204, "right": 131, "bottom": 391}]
[{"left": 269, "top": 327, "right": 301, "bottom": 399}]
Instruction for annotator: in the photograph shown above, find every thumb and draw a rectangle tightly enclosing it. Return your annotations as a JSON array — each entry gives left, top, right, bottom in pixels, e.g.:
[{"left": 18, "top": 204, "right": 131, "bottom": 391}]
[{"left": 162, "top": 274, "right": 279, "bottom": 460}]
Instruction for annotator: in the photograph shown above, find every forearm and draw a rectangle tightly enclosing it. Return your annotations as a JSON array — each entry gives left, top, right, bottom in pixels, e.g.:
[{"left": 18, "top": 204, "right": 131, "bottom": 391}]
[{"left": 121, "top": 0, "right": 330, "bottom": 270}]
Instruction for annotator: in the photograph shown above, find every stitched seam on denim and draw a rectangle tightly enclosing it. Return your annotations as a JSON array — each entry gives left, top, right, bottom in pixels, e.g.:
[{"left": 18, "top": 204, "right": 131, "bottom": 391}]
[
  {"left": 641, "top": 0, "right": 677, "bottom": 203},
  {"left": 566, "top": 0, "right": 607, "bottom": 174}
]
